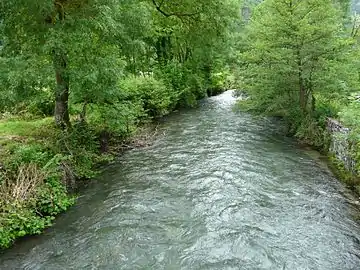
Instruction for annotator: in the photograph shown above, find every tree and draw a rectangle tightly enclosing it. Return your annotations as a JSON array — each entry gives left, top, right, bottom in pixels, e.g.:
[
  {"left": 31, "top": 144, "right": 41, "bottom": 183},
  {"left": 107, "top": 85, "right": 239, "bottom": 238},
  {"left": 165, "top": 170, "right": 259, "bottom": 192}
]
[
  {"left": 241, "top": 0, "right": 353, "bottom": 116},
  {"left": 147, "top": 0, "right": 241, "bottom": 98},
  {"left": 0, "top": 0, "right": 241, "bottom": 127},
  {"left": 0, "top": 0, "right": 122, "bottom": 128}
]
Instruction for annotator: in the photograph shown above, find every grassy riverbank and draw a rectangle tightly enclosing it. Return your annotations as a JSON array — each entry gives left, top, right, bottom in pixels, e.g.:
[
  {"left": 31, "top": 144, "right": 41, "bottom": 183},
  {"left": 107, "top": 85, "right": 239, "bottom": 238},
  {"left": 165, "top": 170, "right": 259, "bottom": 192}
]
[
  {"left": 0, "top": 73, "right": 233, "bottom": 249},
  {"left": 0, "top": 115, "right": 167, "bottom": 249},
  {"left": 0, "top": 0, "right": 243, "bottom": 249},
  {"left": 0, "top": 115, "right": 158, "bottom": 249},
  {"left": 0, "top": 117, "right": 74, "bottom": 249}
]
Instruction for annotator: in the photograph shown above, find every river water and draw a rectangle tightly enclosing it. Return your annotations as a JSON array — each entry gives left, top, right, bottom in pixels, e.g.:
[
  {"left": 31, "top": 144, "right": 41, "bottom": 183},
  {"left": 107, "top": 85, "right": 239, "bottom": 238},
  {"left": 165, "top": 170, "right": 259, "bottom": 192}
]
[{"left": 1, "top": 91, "right": 360, "bottom": 269}]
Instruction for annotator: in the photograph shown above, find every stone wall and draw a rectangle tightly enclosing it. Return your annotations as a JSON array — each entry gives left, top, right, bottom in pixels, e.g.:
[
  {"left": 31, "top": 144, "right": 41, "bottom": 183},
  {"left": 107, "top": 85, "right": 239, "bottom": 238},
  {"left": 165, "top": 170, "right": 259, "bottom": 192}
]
[{"left": 327, "top": 118, "right": 356, "bottom": 173}]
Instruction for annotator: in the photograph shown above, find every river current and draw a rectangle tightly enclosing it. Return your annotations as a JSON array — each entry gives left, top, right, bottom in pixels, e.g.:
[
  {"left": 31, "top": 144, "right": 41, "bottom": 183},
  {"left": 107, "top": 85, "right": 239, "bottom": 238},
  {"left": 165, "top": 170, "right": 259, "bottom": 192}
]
[{"left": 1, "top": 91, "right": 360, "bottom": 269}]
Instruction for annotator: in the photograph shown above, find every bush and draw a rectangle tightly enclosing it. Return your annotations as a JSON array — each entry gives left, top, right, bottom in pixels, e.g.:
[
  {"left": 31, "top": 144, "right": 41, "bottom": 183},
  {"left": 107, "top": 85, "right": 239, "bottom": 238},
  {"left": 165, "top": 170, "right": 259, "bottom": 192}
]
[
  {"left": 87, "top": 102, "right": 145, "bottom": 139},
  {"left": 4, "top": 144, "right": 51, "bottom": 171},
  {"left": 339, "top": 97, "right": 360, "bottom": 129},
  {"left": 52, "top": 123, "right": 107, "bottom": 179},
  {"left": 207, "top": 72, "right": 227, "bottom": 96},
  {"left": 154, "top": 62, "right": 208, "bottom": 108},
  {"left": 0, "top": 163, "right": 75, "bottom": 249},
  {"left": 36, "top": 178, "right": 75, "bottom": 216},
  {"left": 0, "top": 207, "right": 53, "bottom": 248},
  {"left": 185, "top": 73, "right": 206, "bottom": 100},
  {"left": 294, "top": 116, "right": 329, "bottom": 149},
  {"left": 119, "top": 75, "right": 176, "bottom": 118}
]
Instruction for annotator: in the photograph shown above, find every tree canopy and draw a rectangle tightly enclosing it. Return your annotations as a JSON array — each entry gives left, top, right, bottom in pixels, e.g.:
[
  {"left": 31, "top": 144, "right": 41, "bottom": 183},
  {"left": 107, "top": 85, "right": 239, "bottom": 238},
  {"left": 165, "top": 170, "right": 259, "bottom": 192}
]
[{"left": 0, "top": 0, "right": 240, "bottom": 128}]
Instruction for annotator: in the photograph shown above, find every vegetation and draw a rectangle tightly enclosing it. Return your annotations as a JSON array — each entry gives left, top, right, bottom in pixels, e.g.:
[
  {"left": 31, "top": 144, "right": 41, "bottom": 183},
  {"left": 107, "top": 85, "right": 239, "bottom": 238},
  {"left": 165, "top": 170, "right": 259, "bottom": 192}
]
[
  {"left": 0, "top": 0, "right": 241, "bottom": 248},
  {"left": 236, "top": 0, "right": 360, "bottom": 189},
  {"left": 2, "top": 0, "right": 360, "bottom": 249}
]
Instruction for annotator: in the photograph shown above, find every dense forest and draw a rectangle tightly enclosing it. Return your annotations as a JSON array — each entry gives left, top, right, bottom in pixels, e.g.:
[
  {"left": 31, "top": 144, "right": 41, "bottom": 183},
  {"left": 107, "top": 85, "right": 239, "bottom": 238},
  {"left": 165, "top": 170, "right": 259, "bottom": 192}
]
[{"left": 1, "top": 0, "right": 360, "bottom": 249}]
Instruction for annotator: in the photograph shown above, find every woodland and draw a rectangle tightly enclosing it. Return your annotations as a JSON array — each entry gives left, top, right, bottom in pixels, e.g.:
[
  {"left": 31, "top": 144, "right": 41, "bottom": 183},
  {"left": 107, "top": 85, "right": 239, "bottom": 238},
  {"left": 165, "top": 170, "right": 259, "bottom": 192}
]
[{"left": 1, "top": 0, "right": 360, "bottom": 248}]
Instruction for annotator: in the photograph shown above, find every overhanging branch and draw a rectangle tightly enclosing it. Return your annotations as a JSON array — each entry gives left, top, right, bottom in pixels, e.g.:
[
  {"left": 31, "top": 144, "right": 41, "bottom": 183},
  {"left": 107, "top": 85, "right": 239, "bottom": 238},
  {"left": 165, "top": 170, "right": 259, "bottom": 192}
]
[{"left": 151, "top": 0, "right": 199, "bottom": 18}]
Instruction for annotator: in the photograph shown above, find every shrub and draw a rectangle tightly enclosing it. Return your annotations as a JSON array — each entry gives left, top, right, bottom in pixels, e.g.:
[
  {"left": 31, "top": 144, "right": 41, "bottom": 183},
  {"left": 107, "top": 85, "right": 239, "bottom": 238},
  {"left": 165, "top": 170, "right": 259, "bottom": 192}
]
[
  {"left": 53, "top": 123, "right": 101, "bottom": 179},
  {"left": 1, "top": 143, "right": 53, "bottom": 182},
  {"left": 87, "top": 102, "right": 145, "bottom": 138},
  {"left": 0, "top": 164, "right": 45, "bottom": 205},
  {"left": 295, "top": 116, "right": 329, "bottom": 150},
  {"left": 35, "top": 177, "right": 75, "bottom": 216},
  {"left": 0, "top": 163, "right": 75, "bottom": 249},
  {"left": 119, "top": 75, "right": 176, "bottom": 118},
  {"left": 154, "top": 62, "right": 208, "bottom": 108},
  {"left": 207, "top": 72, "right": 227, "bottom": 96},
  {"left": 339, "top": 97, "right": 360, "bottom": 129},
  {"left": 0, "top": 207, "right": 54, "bottom": 249}
]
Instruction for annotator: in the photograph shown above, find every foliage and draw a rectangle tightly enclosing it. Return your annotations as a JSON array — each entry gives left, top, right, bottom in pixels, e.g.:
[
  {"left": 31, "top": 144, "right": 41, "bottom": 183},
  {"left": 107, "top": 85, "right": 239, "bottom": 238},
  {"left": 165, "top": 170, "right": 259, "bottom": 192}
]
[
  {"left": 0, "top": 0, "right": 242, "bottom": 249},
  {"left": 154, "top": 62, "right": 205, "bottom": 107},
  {"left": 237, "top": 0, "right": 360, "bottom": 148},
  {"left": 0, "top": 207, "right": 53, "bottom": 249},
  {"left": 235, "top": 0, "right": 360, "bottom": 192},
  {"left": 241, "top": 0, "right": 356, "bottom": 113},
  {"left": 119, "top": 76, "right": 176, "bottom": 117},
  {"left": 0, "top": 161, "right": 75, "bottom": 249},
  {"left": 294, "top": 115, "right": 330, "bottom": 149},
  {"left": 339, "top": 95, "right": 360, "bottom": 129}
]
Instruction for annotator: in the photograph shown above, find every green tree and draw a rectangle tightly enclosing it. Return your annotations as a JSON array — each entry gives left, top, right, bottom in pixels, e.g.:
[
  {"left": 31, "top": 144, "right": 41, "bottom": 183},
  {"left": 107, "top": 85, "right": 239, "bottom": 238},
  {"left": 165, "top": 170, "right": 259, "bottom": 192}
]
[
  {"left": 1, "top": 0, "right": 123, "bottom": 128},
  {"left": 241, "top": 0, "right": 355, "bottom": 116},
  {"left": 0, "top": 0, "right": 241, "bottom": 125}
]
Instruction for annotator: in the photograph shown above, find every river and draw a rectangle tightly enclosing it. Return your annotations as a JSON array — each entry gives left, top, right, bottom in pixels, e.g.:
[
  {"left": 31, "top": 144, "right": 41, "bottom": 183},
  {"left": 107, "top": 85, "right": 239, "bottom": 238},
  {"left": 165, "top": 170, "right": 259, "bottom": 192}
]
[{"left": 1, "top": 91, "right": 360, "bottom": 269}]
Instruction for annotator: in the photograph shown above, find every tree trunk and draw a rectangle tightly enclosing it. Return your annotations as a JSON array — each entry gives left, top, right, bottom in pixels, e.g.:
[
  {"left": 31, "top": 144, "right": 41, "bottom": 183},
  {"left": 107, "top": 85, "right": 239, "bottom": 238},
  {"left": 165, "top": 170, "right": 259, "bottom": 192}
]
[
  {"left": 297, "top": 49, "right": 307, "bottom": 113},
  {"left": 100, "top": 130, "right": 110, "bottom": 153},
  {"left": 299, "top": 81, "right": 307, "bottom": 112},
  {"left": 156, "top": 35, "right": 171, "bottom": 65},
  {"left": 48, "top": 2, "right": 70, "bottom": 129},
  {"left": 311, "top": 94, "right": 316, "bottom": 115},
  {"left": 79, "top": 101, "right": 87, "bottom": 123},
  {"left": 53, "top": 49, "right": 71, "bottom": 129}
]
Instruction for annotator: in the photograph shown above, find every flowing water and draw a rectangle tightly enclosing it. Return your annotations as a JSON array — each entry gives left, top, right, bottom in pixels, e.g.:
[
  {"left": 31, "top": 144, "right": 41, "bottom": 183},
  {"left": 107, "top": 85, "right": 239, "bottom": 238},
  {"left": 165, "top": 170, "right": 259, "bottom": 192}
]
[{"left": 1, "top": 91, "right": 360, "bottom": 270}]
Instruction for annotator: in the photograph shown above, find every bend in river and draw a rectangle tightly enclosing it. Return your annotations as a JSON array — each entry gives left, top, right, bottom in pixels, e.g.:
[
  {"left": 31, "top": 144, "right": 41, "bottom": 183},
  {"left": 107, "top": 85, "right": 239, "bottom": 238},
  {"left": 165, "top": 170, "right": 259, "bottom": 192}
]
[{"left": 1, "top": 91, "right": 360, "bottom": 269}]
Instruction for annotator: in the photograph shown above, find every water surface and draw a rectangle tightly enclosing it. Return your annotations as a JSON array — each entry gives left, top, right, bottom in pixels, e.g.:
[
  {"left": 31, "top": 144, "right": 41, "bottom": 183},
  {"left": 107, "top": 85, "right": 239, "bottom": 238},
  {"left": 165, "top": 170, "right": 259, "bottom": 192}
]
[{"left": 1, "top": 91, "right": 360, "bottom": 269}]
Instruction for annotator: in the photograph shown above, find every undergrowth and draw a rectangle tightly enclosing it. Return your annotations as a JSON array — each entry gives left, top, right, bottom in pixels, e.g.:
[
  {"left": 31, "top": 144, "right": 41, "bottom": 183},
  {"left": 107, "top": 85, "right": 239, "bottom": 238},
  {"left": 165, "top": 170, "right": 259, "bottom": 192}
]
[{"left": 0, "top": 72, "right": 231, "bottom": 249}]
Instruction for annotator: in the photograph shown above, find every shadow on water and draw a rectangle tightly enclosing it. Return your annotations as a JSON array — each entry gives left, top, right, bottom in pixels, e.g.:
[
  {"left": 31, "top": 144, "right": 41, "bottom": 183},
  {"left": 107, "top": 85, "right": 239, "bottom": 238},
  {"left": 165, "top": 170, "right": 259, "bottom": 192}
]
[{"left": 1, "top": 90, "right": 360, "bottom": 270}]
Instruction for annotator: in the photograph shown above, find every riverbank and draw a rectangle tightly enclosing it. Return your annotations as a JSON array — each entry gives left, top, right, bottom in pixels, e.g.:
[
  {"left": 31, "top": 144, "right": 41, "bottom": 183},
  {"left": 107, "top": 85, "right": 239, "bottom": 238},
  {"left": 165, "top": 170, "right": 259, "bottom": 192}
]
[
  {"left": 0, "top": 116, "right": 166, "bottom": 249},
  {"left": 0, "top": 114, "right": 164, "bottom": 249},
  {"left": 326, "top": 118, "right": 360, "bottom": 195},
  {"left": 0, "top": 82, "right": 231, "bottom": 249},
  {"left": 235, "top": 91, "right": 360, "bottom": 198},
  {"left": 2, "top": 90, "right": 360, "bottom": 269}
]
